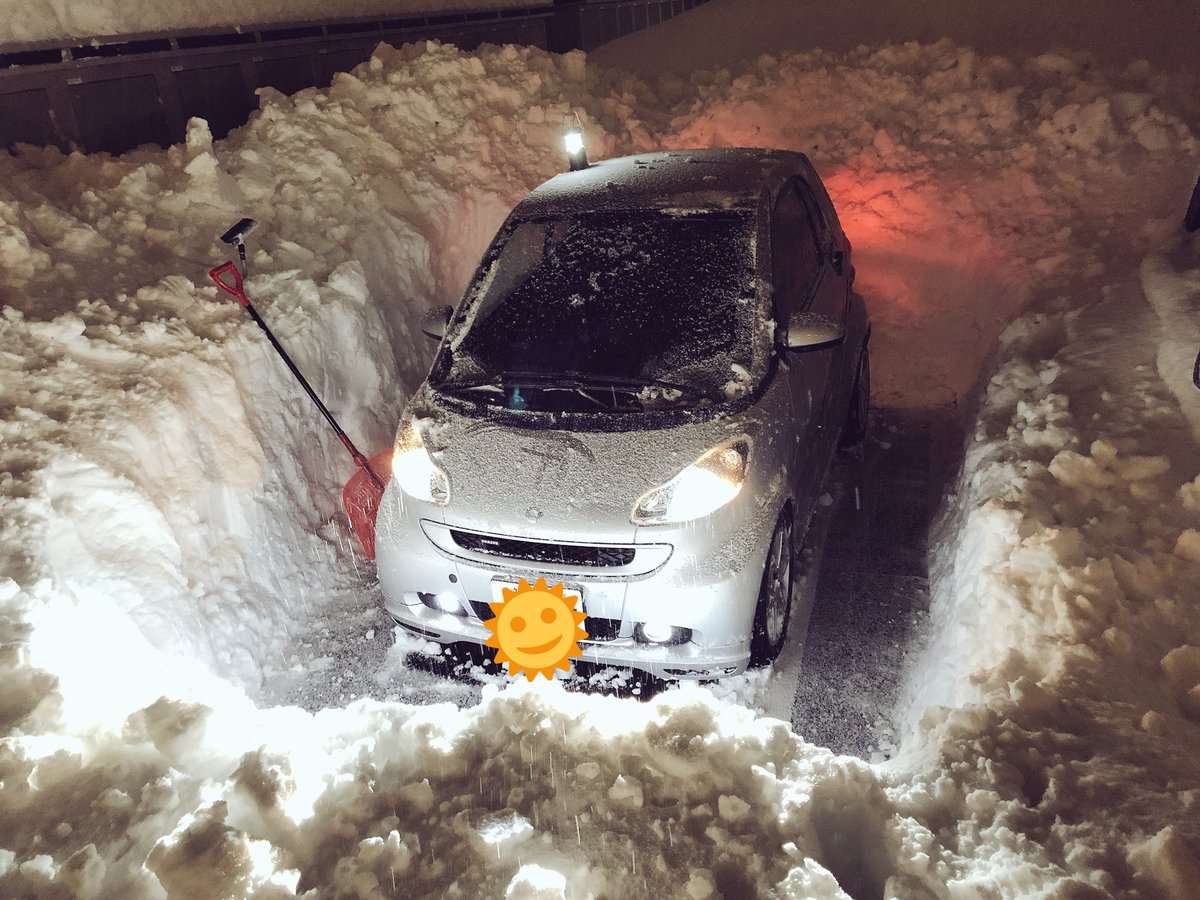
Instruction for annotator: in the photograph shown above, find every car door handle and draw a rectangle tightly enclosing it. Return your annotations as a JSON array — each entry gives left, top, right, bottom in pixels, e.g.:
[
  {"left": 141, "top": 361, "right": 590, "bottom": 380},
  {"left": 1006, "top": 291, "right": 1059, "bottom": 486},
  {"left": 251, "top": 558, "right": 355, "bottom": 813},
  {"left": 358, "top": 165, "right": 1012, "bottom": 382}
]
[{"left": 830, "top": 248, "right": 846, "bottom": 276}]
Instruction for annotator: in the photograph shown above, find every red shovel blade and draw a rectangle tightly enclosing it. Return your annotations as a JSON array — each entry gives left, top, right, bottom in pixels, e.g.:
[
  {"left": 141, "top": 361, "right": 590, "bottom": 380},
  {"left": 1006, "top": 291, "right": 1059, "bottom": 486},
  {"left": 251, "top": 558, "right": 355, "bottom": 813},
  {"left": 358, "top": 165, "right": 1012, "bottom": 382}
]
[{"left": 342, "top": 449, "right": 393, "bottom": 560}]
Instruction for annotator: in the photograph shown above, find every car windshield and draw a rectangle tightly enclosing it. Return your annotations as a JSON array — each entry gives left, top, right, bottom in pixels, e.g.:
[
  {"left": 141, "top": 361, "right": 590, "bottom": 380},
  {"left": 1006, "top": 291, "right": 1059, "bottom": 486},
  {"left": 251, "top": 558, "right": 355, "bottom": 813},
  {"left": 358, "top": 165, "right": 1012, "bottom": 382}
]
[{"left": 431, "top": 210, "right": 767, "bottom": 412}]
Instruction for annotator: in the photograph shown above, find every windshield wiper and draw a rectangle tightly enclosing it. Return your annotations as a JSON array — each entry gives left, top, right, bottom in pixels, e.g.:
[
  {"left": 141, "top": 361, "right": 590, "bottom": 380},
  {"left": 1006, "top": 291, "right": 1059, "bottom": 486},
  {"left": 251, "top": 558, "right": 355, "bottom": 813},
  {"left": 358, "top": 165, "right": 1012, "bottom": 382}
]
[
  {"left": 497, "top": 370, "right": 699, "bottom": 398},
  {"left": 439, "top": 374, "right": 615, "bottom": 411},
  {"left": 441, "top": 379, "right": 505, "bottom": 394},
  {"left": 438, "top": 370, "right": 699, "bottom": 410}
]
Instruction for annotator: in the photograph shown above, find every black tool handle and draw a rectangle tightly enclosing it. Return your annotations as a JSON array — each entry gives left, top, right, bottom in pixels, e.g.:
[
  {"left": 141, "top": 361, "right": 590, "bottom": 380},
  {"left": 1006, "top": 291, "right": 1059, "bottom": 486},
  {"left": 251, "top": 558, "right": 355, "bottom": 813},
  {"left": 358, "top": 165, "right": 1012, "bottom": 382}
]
[{"left": 243, "top": 305, "right": 385, "bottom": 489}]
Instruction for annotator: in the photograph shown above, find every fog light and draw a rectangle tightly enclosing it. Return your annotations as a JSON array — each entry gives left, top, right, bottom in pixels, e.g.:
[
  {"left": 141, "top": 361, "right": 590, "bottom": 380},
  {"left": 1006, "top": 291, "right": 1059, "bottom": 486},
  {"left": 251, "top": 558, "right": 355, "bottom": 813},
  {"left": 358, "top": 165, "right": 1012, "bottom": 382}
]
[
  {"left": 634, "top": 623, "right": 691, "bottom": 645},
  {"left": 419, "top": 591, "right": 465, "bottom": 616}
]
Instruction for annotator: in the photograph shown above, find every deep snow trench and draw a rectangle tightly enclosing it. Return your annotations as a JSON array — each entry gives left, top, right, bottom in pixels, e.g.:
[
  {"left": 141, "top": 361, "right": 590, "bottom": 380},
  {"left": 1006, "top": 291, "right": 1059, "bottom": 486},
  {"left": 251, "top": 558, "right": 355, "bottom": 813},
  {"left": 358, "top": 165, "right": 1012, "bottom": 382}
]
[{"left": 1, "top": 36, "right": 1199, "bottom": 899}]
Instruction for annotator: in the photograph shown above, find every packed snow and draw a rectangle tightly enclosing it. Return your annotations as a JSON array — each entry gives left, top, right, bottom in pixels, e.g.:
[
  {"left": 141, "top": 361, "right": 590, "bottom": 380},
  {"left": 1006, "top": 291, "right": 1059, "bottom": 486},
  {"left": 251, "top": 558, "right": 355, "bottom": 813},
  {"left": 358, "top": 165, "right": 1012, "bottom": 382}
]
[
  {"left": 0, "top": 0, "right": 551, "bottom": 45},
  {"left": 1, "top": 19, "right": 1199, "bottom": 900}
]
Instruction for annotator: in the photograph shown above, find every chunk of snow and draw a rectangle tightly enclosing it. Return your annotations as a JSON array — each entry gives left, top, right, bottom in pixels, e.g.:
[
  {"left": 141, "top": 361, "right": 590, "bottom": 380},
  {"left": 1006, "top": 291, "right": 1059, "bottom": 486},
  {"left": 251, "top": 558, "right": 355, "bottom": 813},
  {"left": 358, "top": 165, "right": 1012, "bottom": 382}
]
[
  {"left": 1160, "top": 646, "right": 1200, "bottom": 692},
  {"left": 686, "top": 869, "right": 717, "bottom": 898},
  {"left": 505, "top": 864, "right": 568, "bottom": 899},
  {"left": 717, "top": 794, "right": 751, "bottom": 823},
  {"left": 472, "top": 811, "right": 535, "bottom": 862},
  {"left": 1172, "top": 530, "right": 1200, "bottom": 562},
  {"left": 607, "top": 774, "right": 644, "bottom": 808},
  {"left": 1127, "top": 827, "right": 1200, "bottom": 899}
]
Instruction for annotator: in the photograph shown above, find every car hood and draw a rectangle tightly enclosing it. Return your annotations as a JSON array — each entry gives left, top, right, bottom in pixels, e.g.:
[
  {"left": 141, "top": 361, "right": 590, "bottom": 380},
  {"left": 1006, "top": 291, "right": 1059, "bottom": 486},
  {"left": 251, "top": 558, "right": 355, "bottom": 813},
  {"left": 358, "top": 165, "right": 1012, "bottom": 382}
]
[{"left": 418, "top": 401, "right": 764, "bottom": 542}]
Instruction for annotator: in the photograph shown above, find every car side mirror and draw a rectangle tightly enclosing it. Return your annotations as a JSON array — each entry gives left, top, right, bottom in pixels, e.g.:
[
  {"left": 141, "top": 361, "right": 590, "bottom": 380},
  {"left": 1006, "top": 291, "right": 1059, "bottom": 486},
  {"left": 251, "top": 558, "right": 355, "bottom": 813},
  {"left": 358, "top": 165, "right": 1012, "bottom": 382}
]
[
  {"left": 784, "top": 311, "right": 845, "bottom": 351},
  {"left": 421, "top": 305, "right": 453, "bottom": 341}
]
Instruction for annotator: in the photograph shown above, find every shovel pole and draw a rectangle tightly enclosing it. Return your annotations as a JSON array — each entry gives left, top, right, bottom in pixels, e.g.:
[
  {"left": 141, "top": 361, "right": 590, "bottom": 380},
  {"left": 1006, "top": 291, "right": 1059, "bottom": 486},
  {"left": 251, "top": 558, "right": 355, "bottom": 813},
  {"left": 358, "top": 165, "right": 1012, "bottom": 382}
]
[{"left": 208, "top": 261, "right": 384, "bottom": 490}]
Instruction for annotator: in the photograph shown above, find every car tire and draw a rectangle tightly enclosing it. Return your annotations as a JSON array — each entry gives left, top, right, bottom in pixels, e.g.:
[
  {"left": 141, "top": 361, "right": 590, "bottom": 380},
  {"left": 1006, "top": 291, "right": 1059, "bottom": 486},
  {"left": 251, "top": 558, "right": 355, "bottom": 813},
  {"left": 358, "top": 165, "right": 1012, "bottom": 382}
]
[
  {"left": 749, "top": 510, "right": 794, "bottom": 667},
  {"left": 840, "top": 345, "right": 870, "bottom": 450}
]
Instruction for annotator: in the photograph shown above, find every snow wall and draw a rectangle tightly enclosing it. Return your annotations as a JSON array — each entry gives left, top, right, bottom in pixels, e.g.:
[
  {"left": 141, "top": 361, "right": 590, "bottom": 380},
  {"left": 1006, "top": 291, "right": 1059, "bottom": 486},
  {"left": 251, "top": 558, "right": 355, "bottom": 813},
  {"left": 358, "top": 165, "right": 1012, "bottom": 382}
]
[{"left": 1, "top": 34, "right": 1199, "bottom": 898}]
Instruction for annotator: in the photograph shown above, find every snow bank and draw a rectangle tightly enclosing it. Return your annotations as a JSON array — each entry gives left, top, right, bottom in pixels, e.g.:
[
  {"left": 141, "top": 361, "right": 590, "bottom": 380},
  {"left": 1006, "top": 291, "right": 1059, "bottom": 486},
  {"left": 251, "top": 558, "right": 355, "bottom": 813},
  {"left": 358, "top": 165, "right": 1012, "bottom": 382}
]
[
  {"left": 0, "top": 682, "right": 915, "bottom": 898},
  {"left": 1141, "top": 232, "right": 1200, "bottom": 441},
  {"left": 0, "top": 0, "right": 551, "bottom": 46},
  {"left": 2, "top": 33, "right": 1199, "bottom": 899},
  {"left": 896, "top": 241, "right": 1200, "bottom": 894},
  {"left": 0, "top": 41, "right": 624, "bottom": 701}
]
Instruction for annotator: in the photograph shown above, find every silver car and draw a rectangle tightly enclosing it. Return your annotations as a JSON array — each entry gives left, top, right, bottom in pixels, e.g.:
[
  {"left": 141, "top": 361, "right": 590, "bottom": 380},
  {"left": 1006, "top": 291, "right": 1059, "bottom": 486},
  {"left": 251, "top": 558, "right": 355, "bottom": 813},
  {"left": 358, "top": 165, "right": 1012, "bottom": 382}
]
[{"left": 376, "top": 148, "right": 870, "bottom": 680}]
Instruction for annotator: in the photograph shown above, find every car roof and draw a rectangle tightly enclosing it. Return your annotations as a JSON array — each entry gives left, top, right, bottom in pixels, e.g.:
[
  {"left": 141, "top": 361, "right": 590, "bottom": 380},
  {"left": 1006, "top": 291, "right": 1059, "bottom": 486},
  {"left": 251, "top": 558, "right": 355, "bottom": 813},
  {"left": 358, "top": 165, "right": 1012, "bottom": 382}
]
[{"left": 512, "top": 148, "right": 815, "bottom": 219}]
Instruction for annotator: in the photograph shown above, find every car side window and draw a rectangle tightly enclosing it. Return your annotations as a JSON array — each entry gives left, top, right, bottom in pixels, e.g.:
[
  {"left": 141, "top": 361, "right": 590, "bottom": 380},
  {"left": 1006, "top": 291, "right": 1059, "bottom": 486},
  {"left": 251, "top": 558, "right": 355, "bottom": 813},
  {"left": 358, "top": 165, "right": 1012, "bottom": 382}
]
[
  {"left": 771, "top": 182, "right": 822, "bottom": 322},
  {"left": 795, "top": 180, "right": 832, "bottom": 255}
]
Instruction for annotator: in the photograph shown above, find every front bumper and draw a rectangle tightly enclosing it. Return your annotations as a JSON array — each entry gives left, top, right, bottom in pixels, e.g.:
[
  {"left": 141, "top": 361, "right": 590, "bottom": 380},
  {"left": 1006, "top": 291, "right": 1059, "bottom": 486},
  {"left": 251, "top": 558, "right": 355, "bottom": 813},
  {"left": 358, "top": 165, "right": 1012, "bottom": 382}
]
[{"left": 375, "top": 488, "right": 775, "bottom": 680}]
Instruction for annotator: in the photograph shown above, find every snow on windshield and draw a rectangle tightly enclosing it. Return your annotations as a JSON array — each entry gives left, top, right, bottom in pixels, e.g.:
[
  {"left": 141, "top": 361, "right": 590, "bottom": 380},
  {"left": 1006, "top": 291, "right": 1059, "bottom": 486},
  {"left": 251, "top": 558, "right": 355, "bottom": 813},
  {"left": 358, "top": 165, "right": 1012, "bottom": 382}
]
[{"left": 436, "top": 210, "right": 764, "bottom": 405}]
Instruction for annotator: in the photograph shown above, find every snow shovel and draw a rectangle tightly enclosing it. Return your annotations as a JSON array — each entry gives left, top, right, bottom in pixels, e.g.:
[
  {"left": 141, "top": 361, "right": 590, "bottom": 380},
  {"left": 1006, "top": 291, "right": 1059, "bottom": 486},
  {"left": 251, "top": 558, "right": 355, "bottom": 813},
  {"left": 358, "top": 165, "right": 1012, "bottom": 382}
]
[{"left": 208, "top": 256, "right": 392, "bottom": 560}]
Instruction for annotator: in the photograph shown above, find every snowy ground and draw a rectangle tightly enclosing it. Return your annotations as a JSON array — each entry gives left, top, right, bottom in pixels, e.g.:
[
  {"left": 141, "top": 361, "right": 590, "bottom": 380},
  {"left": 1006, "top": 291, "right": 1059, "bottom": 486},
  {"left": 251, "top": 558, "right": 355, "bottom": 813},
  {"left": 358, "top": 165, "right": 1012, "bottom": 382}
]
[
  {"left": 1, "top": 24, "right": 1199, "bottom": 900},
  {"left": 790, "top": 411, "right": 960, "bottom": 761}
]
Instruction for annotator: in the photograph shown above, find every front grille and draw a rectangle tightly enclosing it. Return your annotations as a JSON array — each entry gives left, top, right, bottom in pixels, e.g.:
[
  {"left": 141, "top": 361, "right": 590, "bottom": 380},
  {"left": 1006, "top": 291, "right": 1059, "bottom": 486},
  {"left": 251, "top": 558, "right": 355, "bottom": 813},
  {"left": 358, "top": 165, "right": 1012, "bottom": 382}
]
[
  {"left": 467, "top": 600, "right": 621, "bottom": 643},
  {"left": 450, "top": 530, "right": 635, "bottom": 568}
]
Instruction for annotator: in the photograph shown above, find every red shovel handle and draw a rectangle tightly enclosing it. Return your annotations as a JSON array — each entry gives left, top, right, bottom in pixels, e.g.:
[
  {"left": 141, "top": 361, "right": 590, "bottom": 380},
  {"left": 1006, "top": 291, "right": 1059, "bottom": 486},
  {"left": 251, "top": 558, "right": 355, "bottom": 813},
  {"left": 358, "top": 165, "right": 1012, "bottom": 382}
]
[{"left": 209, "top": 261, "right": 251, "bottom": 307}]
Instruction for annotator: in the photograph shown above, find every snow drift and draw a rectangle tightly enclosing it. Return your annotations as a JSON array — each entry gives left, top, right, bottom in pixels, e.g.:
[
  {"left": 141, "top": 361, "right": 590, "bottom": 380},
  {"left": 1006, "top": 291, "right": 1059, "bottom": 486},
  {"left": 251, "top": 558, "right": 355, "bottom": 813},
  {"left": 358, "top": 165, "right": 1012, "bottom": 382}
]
[
  {"left": 894, "top": 230, "right": 1200, "bottom": 897},
  {"left": 1, "top": 30, "right": 1199, "bottom": 900}
]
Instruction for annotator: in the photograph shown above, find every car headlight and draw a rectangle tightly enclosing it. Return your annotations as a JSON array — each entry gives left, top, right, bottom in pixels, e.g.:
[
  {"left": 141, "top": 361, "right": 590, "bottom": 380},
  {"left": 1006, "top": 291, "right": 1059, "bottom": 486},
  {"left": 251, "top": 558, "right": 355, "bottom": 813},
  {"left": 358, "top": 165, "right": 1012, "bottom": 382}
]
[
  {"left": 632, "top": 438, "right": 749, "bottom": 525},
  {"left": 392, "top": 419, "right": 450, "bottom": 506}
]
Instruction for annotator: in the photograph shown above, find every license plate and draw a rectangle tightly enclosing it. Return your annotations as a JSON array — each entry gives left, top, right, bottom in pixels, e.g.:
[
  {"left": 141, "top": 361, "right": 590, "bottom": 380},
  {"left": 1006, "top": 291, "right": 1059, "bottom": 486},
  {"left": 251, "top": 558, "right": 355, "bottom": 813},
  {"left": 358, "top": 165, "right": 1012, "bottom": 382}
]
[{"left": 490, "top": 579, "right": 583, "bottom": 609}]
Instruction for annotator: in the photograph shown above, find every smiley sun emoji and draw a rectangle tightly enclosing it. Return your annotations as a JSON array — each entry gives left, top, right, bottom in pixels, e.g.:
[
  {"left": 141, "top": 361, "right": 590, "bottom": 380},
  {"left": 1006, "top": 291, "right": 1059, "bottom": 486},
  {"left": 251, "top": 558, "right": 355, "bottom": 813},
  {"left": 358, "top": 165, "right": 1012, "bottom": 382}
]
[{"left": 483, "top": 577, "right": 588, "bottom": 680}]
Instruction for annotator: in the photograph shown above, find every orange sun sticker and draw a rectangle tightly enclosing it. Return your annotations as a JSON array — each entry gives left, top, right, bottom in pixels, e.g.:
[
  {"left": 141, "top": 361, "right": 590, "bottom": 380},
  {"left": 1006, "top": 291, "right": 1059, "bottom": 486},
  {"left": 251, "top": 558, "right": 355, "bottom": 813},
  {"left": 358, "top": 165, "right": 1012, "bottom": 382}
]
[{"left": 483, "top": 577, "right": 588, "bottom": 681}]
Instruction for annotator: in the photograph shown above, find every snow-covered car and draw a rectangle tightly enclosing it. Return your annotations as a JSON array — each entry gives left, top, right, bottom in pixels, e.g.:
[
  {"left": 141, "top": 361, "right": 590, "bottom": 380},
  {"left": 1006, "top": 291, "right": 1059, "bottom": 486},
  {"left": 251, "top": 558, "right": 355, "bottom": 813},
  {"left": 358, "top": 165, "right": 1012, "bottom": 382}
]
[{"left": 375, "top": 148, "right": 870, "bottom": 679}]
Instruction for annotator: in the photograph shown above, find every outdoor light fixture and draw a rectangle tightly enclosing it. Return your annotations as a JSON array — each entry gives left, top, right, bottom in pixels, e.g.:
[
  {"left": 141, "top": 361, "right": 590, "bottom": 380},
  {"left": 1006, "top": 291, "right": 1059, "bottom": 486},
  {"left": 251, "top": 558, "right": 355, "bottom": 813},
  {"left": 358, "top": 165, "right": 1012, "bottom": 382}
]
[{"left": 563, "top": 113, "right": 589, "bottom": 171}]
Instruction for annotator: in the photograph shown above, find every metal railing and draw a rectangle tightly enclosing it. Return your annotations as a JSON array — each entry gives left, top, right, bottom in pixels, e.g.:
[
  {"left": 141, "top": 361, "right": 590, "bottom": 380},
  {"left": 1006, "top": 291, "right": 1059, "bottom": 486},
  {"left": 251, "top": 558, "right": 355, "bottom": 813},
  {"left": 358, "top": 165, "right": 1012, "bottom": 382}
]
[
  {"left": 0, "top": 7, "right": 556, "bottom": 153},
  {"left": 0, "top": 0, "right": 708, "bottom": 155},
  {"left": 554, "top": 0, "right": 707, "bottom": 53}
]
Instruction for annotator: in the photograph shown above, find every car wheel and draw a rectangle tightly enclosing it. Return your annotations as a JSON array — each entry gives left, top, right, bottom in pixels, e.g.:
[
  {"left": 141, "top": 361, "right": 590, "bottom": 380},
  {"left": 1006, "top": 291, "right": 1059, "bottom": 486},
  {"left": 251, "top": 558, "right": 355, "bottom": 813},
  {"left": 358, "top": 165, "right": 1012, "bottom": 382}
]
[
  {"left": 840, "top": 345, "right": 870, "bottom": 449},
  {"left": 750, "top": 510, "right": 794, "bottom": 667}
]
